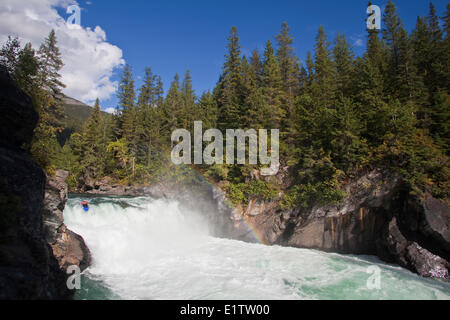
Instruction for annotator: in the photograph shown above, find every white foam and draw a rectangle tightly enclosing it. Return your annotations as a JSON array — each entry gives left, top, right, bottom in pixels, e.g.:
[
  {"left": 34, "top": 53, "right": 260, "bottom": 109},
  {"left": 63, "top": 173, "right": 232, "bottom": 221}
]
[{"left": 64, "top": 196, "right": 450, "bottom": 300}]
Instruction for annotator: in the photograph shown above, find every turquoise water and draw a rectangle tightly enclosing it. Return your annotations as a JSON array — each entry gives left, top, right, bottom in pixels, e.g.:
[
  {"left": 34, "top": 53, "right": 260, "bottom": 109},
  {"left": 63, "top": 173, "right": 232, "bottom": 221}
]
[{"left": 64, "top": 195, "right": 450, "bottom": 300}]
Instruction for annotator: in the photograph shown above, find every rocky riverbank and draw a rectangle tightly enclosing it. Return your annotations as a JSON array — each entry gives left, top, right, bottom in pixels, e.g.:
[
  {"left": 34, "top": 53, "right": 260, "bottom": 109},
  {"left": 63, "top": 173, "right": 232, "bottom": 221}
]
[
  {"left": 241, "top": 168, "right": 450, "bottom": 279},
  {"left": 43, "top": 170, "right": 91, "bottom": 272}
]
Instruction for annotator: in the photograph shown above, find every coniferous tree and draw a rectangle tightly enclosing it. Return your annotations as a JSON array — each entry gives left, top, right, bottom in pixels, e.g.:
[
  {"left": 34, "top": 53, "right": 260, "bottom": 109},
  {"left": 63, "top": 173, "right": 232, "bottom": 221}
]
[
  {"left": 181, "top": 69, "right": 196, "bottom": 129},
  {"left": 0, "top": 36, "right": 20, "bottom": 74},
  {"left": 13, "top": 43, "right": 39, "bottom": 95},
  {"left": 250, "top": 49, "right": 263, "bottom": 86},
  {"left": 217, "top": 26, "right": 243, "bottom": 130},
  {"left": 261, "top": 40, "right": 285, "bottom": 129},
  {"left": 162, "top": 74, "right": 183, "bottom": 146},
  {"left": 117, "top": 64, "right": 137, "bottom": 156},
  {"left": 276, "top": 22, "right": 300, "bottom": 96},
  {"left": 136, "top": 67, "right": 161, "bottom": 165},
  {"left": 80, "top": 98, "right": 105, "bottom": 178},
  {"left": 333, "top": 33, "right": 355, "bottom": 97},
  {"left": 241, "top": 56, "right": 264, "bottom": 128},
  {"left": 276, "top": 22, "right": 300, "bottom": 144},
  {"left": 138, "top": 67, "right": 156, "bottom": 108},
  {"left": 198, "top": 91, "right": 218, "bottom": 129},
  {"left": 313, "top": 26, "right": 336, "bottom": 107},
  {"left": 155, "top": 76, "right": 164, "bottom": 107},
  {"left": 305, "top": 51, "right": 314, "bottom": 86},
  {"left": 38, "top": 30, "right": 65, "bottom": 98}
]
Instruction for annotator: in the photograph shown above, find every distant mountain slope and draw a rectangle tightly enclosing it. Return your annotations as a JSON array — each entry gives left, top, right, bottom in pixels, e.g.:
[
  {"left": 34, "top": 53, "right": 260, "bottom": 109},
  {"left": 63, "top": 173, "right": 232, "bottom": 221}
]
[
  {"left": 57, "top": 94, "right": 112, "bottom": 146},
  {"left": 60, "top": 94, "right": 111, "bottom": 125}
]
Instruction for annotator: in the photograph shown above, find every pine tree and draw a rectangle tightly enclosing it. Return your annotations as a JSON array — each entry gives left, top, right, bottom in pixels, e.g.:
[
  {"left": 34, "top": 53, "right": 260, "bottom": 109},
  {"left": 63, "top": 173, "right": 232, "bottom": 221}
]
[
  {"left": 396, "top": 28, "right": 425, "bottom": 103},
  {"left": 155, "top": 76, "right": 164, "bottom": 107},
  {"left": 117, "top": 64, "right": 137, "bottom": 154},
  {"left": 13, "top": 43, "right": 39, "bottom": 95},
  {"left": 198, "top": 91, "right": 218, "bottom": 129},
  {"left": 313, "top": 26, "right": 336, "bottom": 106},
  {"left": 162, "top": 74, "right": 183, "bottom": 146},
  {"left": 136, "top": 67, "right": 161, "bottom": 165},
  {"left": 138, "top": 67, "right": 156, "bottom": 108},
  {"left": 333, "top": 33, "right": 355, "bottom": 97},
  {"left": 261, "top": 40, "right": 285, "bottom": 129},
  {"left": 367, "top": 21, "right": 384, "bottom": 68},
  {"left": 276, "top": 22, "right": 300, "bottom": 142},
  {"left": 305, "top": 51, "right": 314, "bottom": 86},
  {"left": 0, "top": 36, "right": 20, "bottom": 74},
  {"left": 442, "top": 4, "right": 450, "bottom": 92},
  {"left": 250, "top": 49, "right": 263, "bottom": 86},
  {"left": 427, "top": 2, "right": 446, "bottom": 95},
  {"left": 217, "top": 26, "right": 243, "bottom": 130},
  {"left": 181, "top": 69, "right": 196, "bottom": 129},
  {"left": 241, "top": 55, "right": 264, "bottom": 128},
  {"left": 36, "top": 30, "right": 65, "bottom": 128},
  {"left": 276, "top": 22, "right": 300, "bottom": 96},
  {"left": 331, "top": 96, "right": 368, "bottom": 172},
  {"left": 383, "top": 1, "right": 425, "bottom": 103},
  {"left": 38, "top": 29, "right": 65, "bottom": 97},
  {"left": 354, "top": 56, "right": 386, "bottom": 144},
  {"left": 80, "top": 98, "right": 106, "bottom": 178}
]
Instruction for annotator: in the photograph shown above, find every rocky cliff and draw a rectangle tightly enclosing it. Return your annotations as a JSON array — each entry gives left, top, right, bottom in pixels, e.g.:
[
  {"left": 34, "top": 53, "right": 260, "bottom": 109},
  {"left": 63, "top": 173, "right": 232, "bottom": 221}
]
[
  {"left": 43, "top": 170, "right": 91, "bottom": 272},
  {"left": 0, "top": 66, "right": 89, "bottom": 299},
  {"left": 0, "top": 66, "right": 70, "bottom": 299},
  {"left": 236, "top": 168, "right": 450, "bottom": 279}
]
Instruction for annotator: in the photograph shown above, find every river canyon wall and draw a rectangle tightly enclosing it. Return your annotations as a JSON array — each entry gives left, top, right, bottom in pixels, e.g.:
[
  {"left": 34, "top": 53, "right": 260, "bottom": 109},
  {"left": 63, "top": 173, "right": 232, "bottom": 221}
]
[{"left": 0, "top": 66, "right": 90, "bottom": 299}]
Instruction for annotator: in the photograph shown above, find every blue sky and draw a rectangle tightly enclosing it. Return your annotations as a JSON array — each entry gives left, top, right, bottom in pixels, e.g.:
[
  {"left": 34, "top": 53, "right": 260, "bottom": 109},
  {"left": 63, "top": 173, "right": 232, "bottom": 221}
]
[{"left": 61, "top": 0, "right": 448, "bottom": 110}]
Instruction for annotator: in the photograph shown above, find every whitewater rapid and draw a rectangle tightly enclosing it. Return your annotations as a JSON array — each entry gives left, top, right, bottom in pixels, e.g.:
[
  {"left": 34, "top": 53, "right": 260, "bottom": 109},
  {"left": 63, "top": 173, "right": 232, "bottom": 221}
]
[{"left": 63, "top": 195, "right": 450, "bottom": 300}]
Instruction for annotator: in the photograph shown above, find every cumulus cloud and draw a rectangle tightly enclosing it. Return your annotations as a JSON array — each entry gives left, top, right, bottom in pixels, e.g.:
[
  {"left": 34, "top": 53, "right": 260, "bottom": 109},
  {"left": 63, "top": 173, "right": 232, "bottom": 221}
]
[
  {"left": 0, "top": 0, "right": 124, "bottom": 104},
  {"left": 103, "top": 107, "right": 116, "bottom": 114}
]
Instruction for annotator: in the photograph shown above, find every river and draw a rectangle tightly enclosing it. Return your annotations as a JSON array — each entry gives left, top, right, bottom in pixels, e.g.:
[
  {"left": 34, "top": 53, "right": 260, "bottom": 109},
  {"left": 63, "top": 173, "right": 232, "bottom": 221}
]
[{"left": 63, "top": 195, "right": 450, "bottom": 300}]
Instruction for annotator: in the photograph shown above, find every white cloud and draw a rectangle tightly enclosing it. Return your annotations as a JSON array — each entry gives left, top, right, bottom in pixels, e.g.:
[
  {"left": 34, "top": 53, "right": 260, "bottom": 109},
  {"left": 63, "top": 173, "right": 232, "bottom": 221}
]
[
  {"left": 354, "top": 38, "right": 364, "bottom": 47},
  {"left": 103, "top": 107, "right": 116, "bottom": 114},
  {"left": 0, "top": 0, "right": 124, "bottom": 104}
]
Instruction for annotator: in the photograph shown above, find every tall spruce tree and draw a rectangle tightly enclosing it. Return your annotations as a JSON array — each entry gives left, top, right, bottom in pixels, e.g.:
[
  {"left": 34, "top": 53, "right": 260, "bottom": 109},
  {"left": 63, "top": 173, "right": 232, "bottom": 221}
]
[
  {"left": 333, "top": 33, "right": 355, "bottom": 97},
  {"left": 38, "top": 30, "right": 65, "bottom": 98},
  {"left": 162, "top": 74, "right": 183, "bottom": 146},
  {"left": 217, "top": 26, "right": 243, "bottom": 130},
  {"left": 181, "top": 69, "right": 196, "bottom": 129},
  {"left": 250, "top": 49, "right": 263, "bottom": 86},
  {"left": 117, "top": 64, "right": 137, "bottom": 154},
  {"left": 276, "top": 22, "right": 300, "bottom": 143},
  {"left": 276, "top": 22, "right": 300, "bottom": 96},
  {"left": 80, "top": 98, "right": 105, "bottom": 178},
  {"left": 313, "top": 26, "right": 336, "bottom": 107},
  {"left": 241, "top": 55, "right": 264, "bottom": 128},
  {"left": 262, "top": 40, "right": 285, "bottom": 129},
  {"left": 138, "top": 67, "right": 156, "bottom": 107}
]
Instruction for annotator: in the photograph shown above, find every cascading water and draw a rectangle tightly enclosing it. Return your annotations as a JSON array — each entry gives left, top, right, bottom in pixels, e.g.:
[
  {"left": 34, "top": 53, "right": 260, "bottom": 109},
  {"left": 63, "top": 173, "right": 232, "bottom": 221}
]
[{"left": 64, "top": 195, "right": 450, "bottom": 300}]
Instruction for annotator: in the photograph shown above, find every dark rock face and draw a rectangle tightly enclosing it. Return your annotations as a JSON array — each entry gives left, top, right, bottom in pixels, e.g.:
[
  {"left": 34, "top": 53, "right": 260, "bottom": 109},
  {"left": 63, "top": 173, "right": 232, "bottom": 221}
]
[
  {"left": 378, "top": 217, "right": 449, "bottom": 278},
  {"left": 238, "top": 168, "right": 450, "bottom": 279},
  {"left": 43, "top": 170, "right": 91, "bottom": 272},
  {"left": 0, "top": 66, "right": 71, "bottom": 299}
]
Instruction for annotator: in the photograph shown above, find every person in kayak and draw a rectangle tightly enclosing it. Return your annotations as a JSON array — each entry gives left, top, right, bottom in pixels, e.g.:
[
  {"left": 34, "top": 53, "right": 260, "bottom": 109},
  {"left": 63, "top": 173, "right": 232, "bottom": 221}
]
[{"left": 81, "top": 201, "right": 89, "bottom": 212}]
